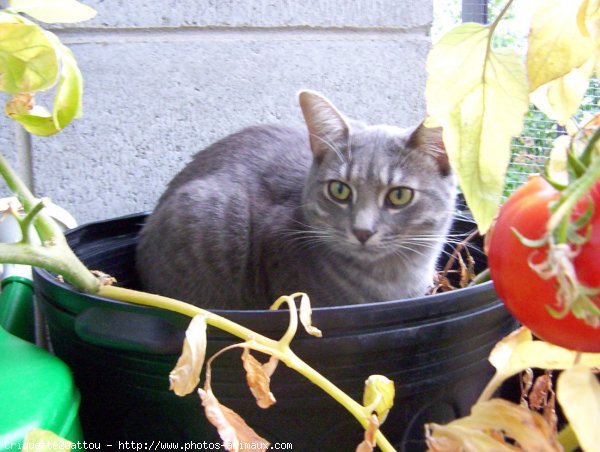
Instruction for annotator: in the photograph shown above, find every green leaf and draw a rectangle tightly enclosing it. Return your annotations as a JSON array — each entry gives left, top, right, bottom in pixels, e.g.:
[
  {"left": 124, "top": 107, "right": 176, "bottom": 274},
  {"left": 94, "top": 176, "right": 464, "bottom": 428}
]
[
  {"left": 528, "top": 0, "right": 593, "bottom": 92},
  {"left": 427, "top": 24, "right": 529, "bottom": 233},
  {"left": 557, "top": 365, "right": 600, "bottom": 452},
  {"left": 0, "top": 21, "right": 58, "bottom": 93},
  {"left": 9, "top": 0, "right": 97, "bottom": 24},
  {"left": 8, "top": 43, "right": 84, "bottom": 136},
  {"left": 52, "top": 45, "right": 83, "bottom": 125}
]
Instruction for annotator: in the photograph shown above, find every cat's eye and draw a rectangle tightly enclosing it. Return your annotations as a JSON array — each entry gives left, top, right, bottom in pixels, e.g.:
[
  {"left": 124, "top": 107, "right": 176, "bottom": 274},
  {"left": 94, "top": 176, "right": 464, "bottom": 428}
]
[
  {"left": 386, "top": 187, "right": 413, "bottom": 208},
  {"left": 327, "top": 180, "right": 352, "bottom": 203}
]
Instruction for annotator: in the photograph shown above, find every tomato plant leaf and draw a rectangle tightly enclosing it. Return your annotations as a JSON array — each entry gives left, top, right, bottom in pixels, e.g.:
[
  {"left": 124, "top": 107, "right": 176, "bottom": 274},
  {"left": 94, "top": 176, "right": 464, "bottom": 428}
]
[
  {"left": 0, "top": 21, "right": 58, "bottom": 93},
  {"left": 481, "top": 327, "right": 600, "bottom": 401},
  {"left": 198, "top": 387, "right": 270, "bottom": 452},
  {"left": 169, "top": 314, "right": 207, "bottom": 396},
  {"left": 241, "top": 348, "right": 277, "bottom": 409},
  {"left": 530, "top": 60, "right": 594, "bottom": 126},
  {"left": 426, "top": 423, "right": 515, "bottom": 451},
  {"left": 464, "top": 399, "right": 560, "bottom": 450},
  {"left": 9, "top": 0, "right": 96, "bottom": 24},
  {"left": 427, "top": 24, "right": 528, "bottom": 234},
  {"left": 356, "top": 414, "right": 379, "bottom": 452},
  {"left": 557, "top": 365, "right": 600, "bottom": 452},
  {"left": 362, "top": 375, "right": 395, "bottom": 424},
  {"left": 528, "top": 0, "right": 593, "bottom": 93},
  {"left": 299, "top": 293, "right": 322, "bottom": 337},
  {"left": 8, "top": 42, "right": 83, "bottom": 135}
]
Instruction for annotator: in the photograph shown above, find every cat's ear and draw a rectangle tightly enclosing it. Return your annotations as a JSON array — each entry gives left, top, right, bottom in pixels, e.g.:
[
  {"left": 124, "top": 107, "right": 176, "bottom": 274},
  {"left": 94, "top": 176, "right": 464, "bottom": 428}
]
[
  {"left": 407, "top": 123, "right": 452, "bottom": 176},
  {"left": 298, "top": 90, "right": 350, "bottom": 162}
]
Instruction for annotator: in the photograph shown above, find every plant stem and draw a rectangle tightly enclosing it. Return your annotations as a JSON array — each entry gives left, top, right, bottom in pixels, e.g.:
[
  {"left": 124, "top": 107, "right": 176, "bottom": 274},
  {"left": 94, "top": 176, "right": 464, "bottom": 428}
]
[
  {"left": 548, "top": 132, "right": 600, "bottom": 233},
  {"left": 469, "top": 268, "right": 490, "bottom": 285},
  {"left": 0, "top": 152, "right": 56, "bottom": 241},
  {"left": 99, "top": 285, "right": 396, "bottom": 452},
  {"left": 0, "top": 152, "right": 99, "bottom": 292},
  {"left": 269, "top": 294, "right": 300, "bottom": 349}
]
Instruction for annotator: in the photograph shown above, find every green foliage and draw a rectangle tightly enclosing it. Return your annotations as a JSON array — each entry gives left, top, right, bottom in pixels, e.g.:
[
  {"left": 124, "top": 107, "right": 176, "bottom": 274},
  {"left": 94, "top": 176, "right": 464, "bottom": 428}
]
[{"left": 0, "top": 0, "right": 95, "bottom": 135}]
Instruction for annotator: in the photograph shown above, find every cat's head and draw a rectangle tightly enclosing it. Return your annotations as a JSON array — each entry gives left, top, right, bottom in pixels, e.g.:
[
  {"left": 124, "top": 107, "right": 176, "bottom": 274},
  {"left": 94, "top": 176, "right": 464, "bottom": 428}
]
[{"left": 298, "top": 90, "right": 457, "bottom": 260}]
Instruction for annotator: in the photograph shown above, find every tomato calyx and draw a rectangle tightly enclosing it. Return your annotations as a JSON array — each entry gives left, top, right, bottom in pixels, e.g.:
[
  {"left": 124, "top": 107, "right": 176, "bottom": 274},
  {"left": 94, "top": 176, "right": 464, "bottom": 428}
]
[
  {"left": 508, "top": 115, "right": 600, "bottom": 331},
  {"left": 512, "top": 224, "right": 600, "bottom": 328}
]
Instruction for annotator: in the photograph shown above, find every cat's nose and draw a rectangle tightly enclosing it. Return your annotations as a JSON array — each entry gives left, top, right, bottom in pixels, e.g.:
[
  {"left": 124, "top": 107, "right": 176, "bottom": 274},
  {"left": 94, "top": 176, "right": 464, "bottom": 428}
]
[{"left": 352, "top": 228, "right": 376, "bottom": 244}]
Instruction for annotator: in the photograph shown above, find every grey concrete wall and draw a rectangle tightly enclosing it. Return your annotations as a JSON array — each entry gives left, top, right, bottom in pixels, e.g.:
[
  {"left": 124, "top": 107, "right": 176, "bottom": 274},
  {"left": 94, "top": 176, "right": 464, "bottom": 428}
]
[{"left": 7, "top": 0, "right": 434, "bottom": 223}]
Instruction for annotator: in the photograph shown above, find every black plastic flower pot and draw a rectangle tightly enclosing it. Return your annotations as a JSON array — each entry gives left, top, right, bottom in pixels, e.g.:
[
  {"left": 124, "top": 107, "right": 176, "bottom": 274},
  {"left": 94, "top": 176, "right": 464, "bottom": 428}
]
[{"left": 33, "top": 212, "right": 518, "bottom": 451}]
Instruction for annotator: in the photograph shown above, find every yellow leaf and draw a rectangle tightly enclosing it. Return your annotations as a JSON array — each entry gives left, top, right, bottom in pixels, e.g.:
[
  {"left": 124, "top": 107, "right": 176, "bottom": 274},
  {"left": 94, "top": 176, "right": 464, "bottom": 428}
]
[
  {"left": 427, "top": 23, "right": 528, "bottom": 233},
  {"left": 169, "top": 314, "right": 207, "bottom": 396},
  {"left": 362, "top": 375, "right": 395, "bottom": 424},
  {"left": 356, "top": 414, "right": 379, "bottom": 452},
  {"left": 198, "top": 387, "right": 270, "bottom": 452},
  {"left": 528, "top": 0, "right": 593, "bottom": 92},
  {"left": 241, "top": 348, "right": 277, "bottom": 409},
  {"left": 577, "top": 0, "right": 600, "bottom": 38},
  {"left": 426, "top": 423, "right": 514, "bottom": 452},
  {"left": 426, "top": 399, "right": 561, "bottom": 452},
  {"left": 557, "top": 365, "right": 600, "bottom": 452},
  {"left": 530, "top": 58, "right": 595, "bottom": 125},
  {"left": 9, "top": 0, "right": 97, "bottom": 24},
  {"left": 0, "top": 21, "right": 59, "bottom": 93},
  {"left": 443, "top": 51, "right": 528, "bottom": 233},
  {"left": 481, "top": 327, "right": 600, "bottom": 401},
  {"left": 488, "top": 327, "right": 533, "bottom": 372},
  {"left": 299, "top": 293, "right": 322, "bottom": 337},
  {"left": 460, "top": 400, "right": 561, "bottom": 451},
  {"left": 426, "top": 23, "right": 488, "bottom": 121}
]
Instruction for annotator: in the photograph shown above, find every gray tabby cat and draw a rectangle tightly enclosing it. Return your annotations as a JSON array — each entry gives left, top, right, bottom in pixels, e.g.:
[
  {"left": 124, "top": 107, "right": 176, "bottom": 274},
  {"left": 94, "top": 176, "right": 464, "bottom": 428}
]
[{"left": 136, "top": 91, "right": 457, "bottom": 309}]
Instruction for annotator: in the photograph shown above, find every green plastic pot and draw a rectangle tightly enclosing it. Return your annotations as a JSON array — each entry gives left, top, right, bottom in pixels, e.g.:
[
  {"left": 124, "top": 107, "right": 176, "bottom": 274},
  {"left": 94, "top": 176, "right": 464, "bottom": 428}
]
[{"left": 0, "top": 278, "right": 83, "bottom": 447}]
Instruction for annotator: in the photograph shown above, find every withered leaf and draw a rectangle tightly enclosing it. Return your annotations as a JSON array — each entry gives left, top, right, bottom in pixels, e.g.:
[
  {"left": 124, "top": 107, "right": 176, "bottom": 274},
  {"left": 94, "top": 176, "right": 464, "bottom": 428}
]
[
  {"left": 241, "top": 348, "right": 277, "bottom": 409},
  {"left": 198, "top": 387, "right": 270, "bottom": 452},
  {"left": 355, "top": 414, "right": 379, "bottom": 452},
  {"left": 299, "top": 293, "right": 322, "bottom": 337},
  {"left": 169, "top": 314, "right": 207, "bottom": 396},
  {"left": 427, "top": 399, "right": 561, "bottom": 452},
  {"left": 363, "top": 375, "right": 395, "bottom": 424}
]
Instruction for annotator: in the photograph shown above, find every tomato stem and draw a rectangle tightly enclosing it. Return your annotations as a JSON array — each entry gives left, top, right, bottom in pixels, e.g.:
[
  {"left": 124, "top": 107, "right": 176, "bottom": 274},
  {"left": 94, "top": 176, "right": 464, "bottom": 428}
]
[{"left": 548, "top": 140, "right": 600, "bottom": 233}]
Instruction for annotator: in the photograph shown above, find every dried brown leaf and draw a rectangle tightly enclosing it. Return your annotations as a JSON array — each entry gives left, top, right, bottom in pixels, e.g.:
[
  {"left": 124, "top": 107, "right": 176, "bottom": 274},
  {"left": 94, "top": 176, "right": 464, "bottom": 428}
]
[
  {"left": 299, "top": 293, "right": 322, "bottom": 337},
  {"left": 426, "top": 423, "right": 514, "bottom": 452},
  {"left": 241, "top": 348, "right": 277, "bottom": 409},
  {"left": 169, "top": 314, "right": 207, "bottom": 396},
  {"left": 356, "top": 414, "right": 379, "bottom": 452},
  {"left": 261, "top": 355, "right": 279, "bottom": 378},
  {"left": 198, "top": 387, "right": 270, "bottom": 452},
  {"left": 520, "top": 368, "right": 534, "bottom": 408},
  {"left": 529, "top": 372, "right": 553, "bottom": 410},
  {"left": 456, "top": 399, "right": 561, "bottom": 451}
]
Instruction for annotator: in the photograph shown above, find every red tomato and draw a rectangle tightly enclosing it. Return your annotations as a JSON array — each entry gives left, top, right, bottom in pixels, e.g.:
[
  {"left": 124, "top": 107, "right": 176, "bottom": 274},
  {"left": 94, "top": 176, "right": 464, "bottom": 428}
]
[{"left": 488, "top": 175, "right": 600, "bottom": 352}]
